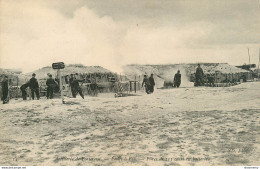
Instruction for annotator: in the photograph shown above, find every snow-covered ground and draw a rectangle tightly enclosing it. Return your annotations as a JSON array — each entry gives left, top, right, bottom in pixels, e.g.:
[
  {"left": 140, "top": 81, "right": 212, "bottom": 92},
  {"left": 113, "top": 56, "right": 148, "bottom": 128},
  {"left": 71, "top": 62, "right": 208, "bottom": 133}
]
[{"left": 0, "top": 82, "right": 260, "bottom": 166}]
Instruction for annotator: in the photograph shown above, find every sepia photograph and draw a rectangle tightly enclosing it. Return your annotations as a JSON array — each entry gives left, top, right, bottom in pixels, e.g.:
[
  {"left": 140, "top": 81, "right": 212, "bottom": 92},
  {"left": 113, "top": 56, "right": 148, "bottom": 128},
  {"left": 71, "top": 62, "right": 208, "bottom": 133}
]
[{"left": 0, "top": 0, "right": 260, "bottom": 167}]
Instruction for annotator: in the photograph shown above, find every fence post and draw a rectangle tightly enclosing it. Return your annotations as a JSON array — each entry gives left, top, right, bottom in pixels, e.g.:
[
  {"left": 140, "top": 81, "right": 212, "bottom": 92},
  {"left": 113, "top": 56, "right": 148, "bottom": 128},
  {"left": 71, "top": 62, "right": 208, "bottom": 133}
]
[
  {"left": 16, "top": 76, "right": 19, "bottom": 98},
  {"left": 134, "top": 76, "right": 137, "bottom": 93},
  {"left": 130, "top": 81, "right": 132, "bottom": 92}
]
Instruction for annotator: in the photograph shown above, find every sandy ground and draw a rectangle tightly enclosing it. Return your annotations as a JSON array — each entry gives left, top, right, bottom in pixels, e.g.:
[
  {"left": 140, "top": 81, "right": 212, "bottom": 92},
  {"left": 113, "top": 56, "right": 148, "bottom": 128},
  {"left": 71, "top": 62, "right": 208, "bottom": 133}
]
[{"left": 0, "top": 82, "right": 260, "bottom": 166}]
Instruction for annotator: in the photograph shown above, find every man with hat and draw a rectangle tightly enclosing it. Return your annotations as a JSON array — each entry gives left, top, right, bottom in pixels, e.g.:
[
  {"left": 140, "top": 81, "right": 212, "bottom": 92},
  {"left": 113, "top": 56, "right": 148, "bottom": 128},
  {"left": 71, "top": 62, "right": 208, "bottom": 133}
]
[
  {"left": 29, "top": 73, "right": 40, "bottom": 100},
  {"left": 1, "top": 75, "right": 9, "bottom": 104},
  {"left": 46, "top": 74, "right": 57, "bottom": 99}
]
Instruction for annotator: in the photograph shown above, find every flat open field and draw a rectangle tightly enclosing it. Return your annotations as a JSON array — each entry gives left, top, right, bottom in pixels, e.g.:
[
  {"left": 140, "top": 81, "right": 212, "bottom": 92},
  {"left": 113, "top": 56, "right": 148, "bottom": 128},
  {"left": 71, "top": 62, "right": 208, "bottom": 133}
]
[{"left": 0, "top": 82, "right": 260, "bottom": 166}]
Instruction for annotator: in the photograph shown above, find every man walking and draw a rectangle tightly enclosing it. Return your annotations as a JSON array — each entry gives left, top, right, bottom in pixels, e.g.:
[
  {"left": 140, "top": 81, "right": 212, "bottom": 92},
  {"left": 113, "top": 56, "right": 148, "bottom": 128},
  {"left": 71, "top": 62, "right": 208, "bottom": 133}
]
[
  {"left": 142, "top": 75, "right": 151, "bottom": 94},
  {"left": 46, "top": 74, "right": 57, "bottom": 99},
  {"left": 29, "top": 73, "right": 40, "bottom": 100},
  {"left": 1, "top": 75, "right": 9, "bottom": 104},
  {"left": 20, "top": 81, "right": 29, "bottom": 100},
  {"left": 174, "top": 70, "right": 181, "bottom": 88},
  {"left": 149, "top": 74, "right": 155, "bottom": 93},
  {"left": 195, "top": 64, "right": 204, "bottom": 86}
]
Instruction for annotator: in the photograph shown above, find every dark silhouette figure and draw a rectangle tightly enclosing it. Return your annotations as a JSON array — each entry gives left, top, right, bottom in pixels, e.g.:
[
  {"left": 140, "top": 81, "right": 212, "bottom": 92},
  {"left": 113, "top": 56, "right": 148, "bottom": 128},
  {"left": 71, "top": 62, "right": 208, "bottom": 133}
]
[
  {"left": 71, "top": 77, "right": 84, "bottom": 99},
  {"left": 46, "top": 74, "right": 57, "bottom": 99},
  {"left": 149, "top": 74, "right": 155, "bottom": 93},
  {"left": 29, "top": 73, "right": 40, "bottom": 100},
  {"left": 195, "top": 64, "right": 204, "bottom": 86},
  {"left": 1, "top": 75, "right": 9, "bottom": 104},
  {"left": 174, "top": 70, "right": 181, "bottom": 88},
  {"left": 20, "top": 82, "right": 29, "bottom": 100},
  {"left": 142, "top": 75, "right": 151, "bottom": 94}
]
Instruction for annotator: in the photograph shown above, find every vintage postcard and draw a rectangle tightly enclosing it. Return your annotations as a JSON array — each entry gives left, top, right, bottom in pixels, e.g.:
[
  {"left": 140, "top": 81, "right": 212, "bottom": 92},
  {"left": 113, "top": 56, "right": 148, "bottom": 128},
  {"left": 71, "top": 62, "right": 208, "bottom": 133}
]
[{"left": 0, "top": 0, "right": 260, "bottom": 167}]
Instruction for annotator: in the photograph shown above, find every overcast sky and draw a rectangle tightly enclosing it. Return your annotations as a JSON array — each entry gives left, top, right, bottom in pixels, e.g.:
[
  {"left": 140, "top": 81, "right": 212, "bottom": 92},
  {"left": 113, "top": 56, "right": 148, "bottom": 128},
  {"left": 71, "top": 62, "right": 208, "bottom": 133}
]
[{"left": 0, "top": 0, "right": 259, "bottom": 73}]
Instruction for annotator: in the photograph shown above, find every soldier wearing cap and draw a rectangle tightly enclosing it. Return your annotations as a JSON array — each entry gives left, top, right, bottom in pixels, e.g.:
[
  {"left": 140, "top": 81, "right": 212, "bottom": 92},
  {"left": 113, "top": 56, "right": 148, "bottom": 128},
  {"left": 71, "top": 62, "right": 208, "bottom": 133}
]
[
  {"left": 1, "top": 75, "right": 9, "bottom": 104},
  {"left": 46, "top": 74, "right": 57, "bottom": 99},
  {"left": 29, "top": 73, "right": 40, "bottom": 100}
]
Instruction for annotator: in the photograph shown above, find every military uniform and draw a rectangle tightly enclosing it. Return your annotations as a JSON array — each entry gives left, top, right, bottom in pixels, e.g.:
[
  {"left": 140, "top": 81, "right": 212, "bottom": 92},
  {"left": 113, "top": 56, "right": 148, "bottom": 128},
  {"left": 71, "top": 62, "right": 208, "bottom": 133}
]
[
  {"left": 20, "top": 82, "right": 29, "bottom": 100},
  {"left": 149, "top": 76, "right": 155, "bottom": 93},
  {"left": 174, "top": 73, "right": 181, "bottom": 88},
  {"left": 46, "top": 77, "right": 57, "bottom": 99},
  {"left": 142, "top": 76, "right": 151, "bottom": 94},
  {"left": 69, "top": 76, "right": 75, "bottom": 97},
  {"left": 71, "top": 79, "right": 84, "bottom": 99},
  {"left": 195, "top": 66, "right": 204, "bottom": 86},
  {"left": 1, "top": 78, "right": 8, "bottom": 104},
  {"left": 29, "top": 76, "right": 40, "bottom": 100}
]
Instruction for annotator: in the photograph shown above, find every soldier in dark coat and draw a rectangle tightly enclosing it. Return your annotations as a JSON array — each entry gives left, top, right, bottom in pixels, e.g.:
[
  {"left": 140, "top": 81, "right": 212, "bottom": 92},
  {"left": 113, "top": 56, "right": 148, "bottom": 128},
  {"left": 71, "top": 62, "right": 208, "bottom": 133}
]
[
  {"left": 46, "top": 74, "right": 57, "bottom": 99},
  {"left": 149, "top": 74, "right": 155, "bottom": 93},
  {"left": 1, "top": 75, "right": 9, "bottom": 104},
  {"left": 142, "top": 75, "right": 151, "bottom": 94},
  {"left": 29, "top": 73, "right": 40, "bottom": 100},
  {"left": 71, "top": 76, "right": 84, "bottom": 99},
  {"left": 69, "top": 74, "right": 75, "bottom": 97},
  {"left": 195, "top": 64, "right": 204, "bottom": 86},
  {"left": 20, "top": 81, "right": 29, "bottom": 100},
  {"left": 174, "top": 70, "right": 181, "bottom": 88}
]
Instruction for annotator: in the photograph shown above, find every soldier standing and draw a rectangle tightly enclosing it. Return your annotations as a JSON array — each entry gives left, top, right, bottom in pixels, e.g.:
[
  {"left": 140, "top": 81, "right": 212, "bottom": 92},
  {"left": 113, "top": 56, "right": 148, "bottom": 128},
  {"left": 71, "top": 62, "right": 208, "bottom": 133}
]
[
  {"left": 149, "top": 74, "right": 155, "bottom": 93},
  {"left": 174, "top": 70, "right": 181, "bottom": 88},
  {"left": 69, "top": 74, "right": 75, "bottom": 97},
  {"left": 1, "top": 75, "right": 9, "bottom": 104},
  {"left": 20, "top": 81, "right": 29, "bottom": 100},
  {"left": 195, "top": 64, "right": 204, "bottom": 86},
  {"left": 46, "top": 74, "right": 57, "bottom": 99},
  {"left": 29, "top": 73, "right": 40, "bottom": 100}
]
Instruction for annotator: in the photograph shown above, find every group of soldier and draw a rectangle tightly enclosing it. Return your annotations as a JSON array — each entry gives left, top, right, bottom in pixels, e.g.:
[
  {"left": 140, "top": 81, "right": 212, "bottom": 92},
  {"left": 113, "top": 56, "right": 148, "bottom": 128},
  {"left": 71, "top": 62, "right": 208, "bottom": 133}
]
[
  {"left": 20, "top": 73, "right": 57, "bottom": 101},
  {"left": 141, "top": 64, "right": 208, "bottom": 92},
  {"left": 141, "top": 74, "right": 155, "bottom": 94},
  {"left": 1, "top": 73, "right": 57, "bottom": 104},
  {"left": 142, "top": 70, "right": 182, "bottom": 94},
  {"left": 1, "top": 64, "right": 210, "bottom": 104},
  {"left": 1, "top": 72, "right": 87, "bottom": 104}
]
